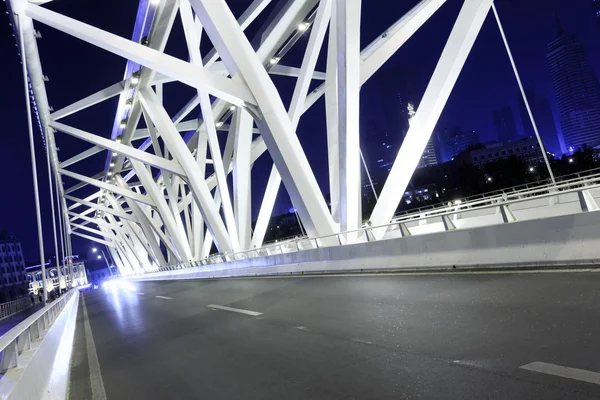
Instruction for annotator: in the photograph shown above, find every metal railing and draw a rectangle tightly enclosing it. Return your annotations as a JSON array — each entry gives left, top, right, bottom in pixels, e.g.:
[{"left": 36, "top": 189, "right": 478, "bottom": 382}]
[
  {"left": 0, "top": 297, "right": 34, "bottom": 320},
  {"left": 0, "top": 289, "right": 76, "bottom": 373},
  {"left": 391, "top": 168, "right": 600, "bottom": 220},
  {"left": 128, "top": 171, "right": 600, "bottom": 277}
]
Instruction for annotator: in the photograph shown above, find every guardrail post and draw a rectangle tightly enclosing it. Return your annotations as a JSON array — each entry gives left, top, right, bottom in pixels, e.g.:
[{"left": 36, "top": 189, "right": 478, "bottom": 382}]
[
  {"left": 578, "top": 189, "right": 599, "bottom": 212},
  {"left": 398, "top": 223, "right": 411, "bottom": 237},
  {"left": 442, "top": 215, "right": 456, "bottom": 231},
  {"left": 499, "top": 205, "right": 517, "bottom": 223},
  {"left": 0, "top": 340, "right": 19, "bottom": 372},
  {"left": 30, "top": 320, "right": 41, "bottom": 340},
  {"left": 17, "top": 329, "right": 31, "bottom": 353}
]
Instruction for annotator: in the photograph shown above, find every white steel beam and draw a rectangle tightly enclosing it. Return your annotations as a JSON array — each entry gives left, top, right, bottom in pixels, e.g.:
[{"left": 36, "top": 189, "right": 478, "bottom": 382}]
[
  {"left": 232, "top": 109, "right": 254, "bottom": 250},
  {"left": 138, "top": 87, "right": 233, "bottom": 253},
  {"left": 25, "top": 3, "right": 256, "bottom": 106},
  {"left": 269, "top": 65, "right": 327, "bottom": 80},
  {"left": 336, "top": 0, "right": 362, "bottom": 233},
  {"left": 251, "top": 0, "right": 333, "bottom": 246},
  {"left": 370, "top": 0, "right": 493, "bottom": 233},
  {"left": 50, "top": 80, "right": 126, "bottom": 120},
  {"left": 130, "top": 163, "right": 192, "bottom": 261},
  {"left": 180, "top": 0, "right": 241, "bottom": 252},
  {"left": 304, "top": 0, "right": 447, "bottom": 111},
  {"left": 51, "top": 121, "right": 187, "bottom": 177},
  {"left": 191, "top": 0, "right": 336, "bottom": 238},
  {"left": 59, "top": 169, "right": 155, "bottom": 207},
  {"left": 59, "top": 145, "right": 104, "bottom": 169}
]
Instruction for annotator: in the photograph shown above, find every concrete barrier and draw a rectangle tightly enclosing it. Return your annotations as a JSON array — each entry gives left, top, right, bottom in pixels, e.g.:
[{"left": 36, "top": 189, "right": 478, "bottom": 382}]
[
  {"left": 127, "top": 210, "right": 600, "bottom": 282},
  {"left": 0, "top": 290, "right": 79, "bottom": 400}
]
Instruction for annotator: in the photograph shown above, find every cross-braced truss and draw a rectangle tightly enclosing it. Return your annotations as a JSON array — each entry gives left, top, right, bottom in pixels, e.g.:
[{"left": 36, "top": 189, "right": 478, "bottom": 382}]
[{"left": 9, "top": 0, "right": 510, "bottom": 275}]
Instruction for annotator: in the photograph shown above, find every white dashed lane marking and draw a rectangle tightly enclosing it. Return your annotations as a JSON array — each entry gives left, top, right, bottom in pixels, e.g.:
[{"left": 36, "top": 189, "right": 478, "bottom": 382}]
[
  {"left": 207, "top": 304, "right": 263, "bottom": 316},
  {"left": 521, "top": 362, "right": 600, "bottom": 385},
  {"left": 155, "top": 296, "right": 172, "bottom": 300}
]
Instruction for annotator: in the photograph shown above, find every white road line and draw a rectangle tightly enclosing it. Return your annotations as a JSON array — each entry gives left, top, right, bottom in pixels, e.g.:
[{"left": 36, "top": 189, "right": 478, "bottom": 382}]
[
  {"left": 207, "top": 304, "right": 263, "bottom": 316},
  {"left": 155, "top": 295, "right": 172, "bottom": 300},
  {"left": 137, "top": 292, "right": 144, "bottom": 295},
  {"left": 520, "top": 362, "right": 600, "bottom": 385},
  {"left": 351, "top": 338, "right": 373, "bottom": 345},
  {"left": 82, "top": 295, "right": 108, "bottom": 400}
]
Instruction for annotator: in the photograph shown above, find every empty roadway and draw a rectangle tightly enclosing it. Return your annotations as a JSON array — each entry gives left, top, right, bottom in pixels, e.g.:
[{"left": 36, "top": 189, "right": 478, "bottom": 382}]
[{"left": 69, "top": 270, "right": 600, "bottom": 399}]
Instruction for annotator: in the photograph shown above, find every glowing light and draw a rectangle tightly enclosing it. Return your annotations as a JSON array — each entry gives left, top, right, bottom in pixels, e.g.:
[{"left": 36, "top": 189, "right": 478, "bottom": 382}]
[
  {"left": 131, "top": 76, "right": 139, "bottom": 85},
  {"left": 97, "top": 255, "right": 102, "bottom": 260},
  {"left": 103, "top": 279, "right": 136, "bottom": 292},
  {"left": 230, "top": 105, "right": 236, "bottom": 111},
  {"left": 298, "top": 22, "right": 309, "bottom": 31},
  {"left": 120, "top": 120, "right": 127, "bottom": 129},
  {"left": 568, "top": 158, "right": 574, "bottom": 163},
  {"left": 124, "top": 101, "right": 132, "bottom": 110},
  {"left": 107, "top": 172, "right": 112, "bottom": 176},
  {"left": 487, "top": 177, "right": 492, "bottom": 182},
  {"left": 112, "top": 151, "right": 118, "bottom": 156},
  {"left": 116, "top": 138, "right": 121, "bottom": 144},
  {"left": 269, "top": 57, "right": 280, "bottom": 65},
  {"left": 529, "top": 167, "right": 535, "bottom": 172},
  {"left": 110, "top": 162, "right": 115, "bottom": 167},
  {"left": 92, "top": 248, "right": 97, "bottom": 252},
  {"left": 454, "top": 200, "right": 462, "bottom": 205},
  {"left": 150, "top": 0, "right": 160, "bottom": 5},
  {"left": 216, "top": 121, "right": 224, "bottom": 128}
]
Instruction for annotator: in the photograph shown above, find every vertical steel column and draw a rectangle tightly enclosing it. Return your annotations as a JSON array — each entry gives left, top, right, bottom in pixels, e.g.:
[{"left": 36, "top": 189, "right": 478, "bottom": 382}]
[
  {"left": 45, "top": 141, "right": 62, "bottom": 288},
  {"left": 17, "top": 14, "right": 47, "bottom": 302},
  {"left": 335, "top": 0, "right": 362, "bottom": 233},
  {"left": 54, "top": 172, "right": 67, "bottom": 286}
]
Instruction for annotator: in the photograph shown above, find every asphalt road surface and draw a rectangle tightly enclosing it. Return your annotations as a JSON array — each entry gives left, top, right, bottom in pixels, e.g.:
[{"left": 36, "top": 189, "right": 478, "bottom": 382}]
[{"left": 68, "top": 270, "right": 600, "bottom": 399}]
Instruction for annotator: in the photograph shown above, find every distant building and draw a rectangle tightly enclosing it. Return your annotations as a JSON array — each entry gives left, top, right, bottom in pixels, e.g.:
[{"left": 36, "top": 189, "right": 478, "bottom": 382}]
[
  {"left": 438, "top": 128, "right": 479, "bottom": 162},
  {"left": 493, "top": 107, "right": 519, "bottom": 142},
  {"left": 418, "top": 138, "right": 439, "bottom": 168},
  {"left": 402, "top": 184, "right": 439, "bottom": 206},
  {"left": 469, "top": 138, "right": 544, "bottom": 168},
  {"left": 518, "top": 84, "right": 563, "bottom": 157},
  {"left": 0, "top": 233, "right": 27, "bottom": 301},
  {"left": 547, "top": 22, "right": 600, "bottom": 152}
]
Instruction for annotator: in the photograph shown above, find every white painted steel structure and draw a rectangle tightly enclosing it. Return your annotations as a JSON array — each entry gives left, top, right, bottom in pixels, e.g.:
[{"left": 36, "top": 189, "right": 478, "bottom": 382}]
[{"left": 7, "top": 0, "right": 558, "bottom": 275}]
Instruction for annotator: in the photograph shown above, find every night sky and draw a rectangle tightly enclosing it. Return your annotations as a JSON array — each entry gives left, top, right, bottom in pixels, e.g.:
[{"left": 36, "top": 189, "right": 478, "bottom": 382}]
[{"left": 0, "top": 0, "right": 597, "bottom": 261}]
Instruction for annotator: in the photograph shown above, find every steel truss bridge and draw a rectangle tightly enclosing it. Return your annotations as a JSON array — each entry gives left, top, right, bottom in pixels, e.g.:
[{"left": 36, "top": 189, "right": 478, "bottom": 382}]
[{"left": 6, "top": 0, "right": 562, "bottom": 277}]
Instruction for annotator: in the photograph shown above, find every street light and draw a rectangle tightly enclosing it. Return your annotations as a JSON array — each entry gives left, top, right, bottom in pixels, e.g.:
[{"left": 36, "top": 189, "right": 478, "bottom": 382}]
[{"left": 91, "top": 247, "right": 115, "bottom": 276}]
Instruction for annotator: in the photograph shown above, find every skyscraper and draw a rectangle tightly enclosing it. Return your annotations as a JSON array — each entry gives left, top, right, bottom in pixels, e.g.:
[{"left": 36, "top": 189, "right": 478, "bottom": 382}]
[
  {"left": 547, "top": 23, "right": 600, "bottom": 151},
  {"left": 418, "top": 138, "right": 439, "bottom": 168},
  {"left": 492, "top": 107, "right": 519, "bottom": 143},
  {"left": 518, "top": 84, "right": 563, "bottom": 156},
  {"left": 438, "top": 128, "right": 479, "bottom": 162}
]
